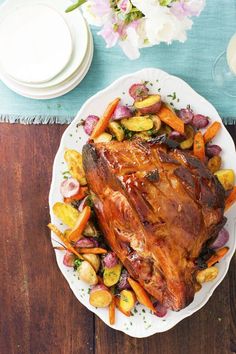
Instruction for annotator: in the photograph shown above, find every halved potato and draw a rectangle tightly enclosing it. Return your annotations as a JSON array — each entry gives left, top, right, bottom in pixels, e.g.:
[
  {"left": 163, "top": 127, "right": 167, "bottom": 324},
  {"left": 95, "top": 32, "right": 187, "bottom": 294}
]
[
  {"left": 119, "top": 290, "right": 136, "bottom": 312},
  {"left": 89, "top": 284, "right": 113, "bottom": 308},
  {"left": 64, "top": 149, "right": 87, "bottom": 185},
  {"left": 83, "top": 221, "right": 100, "bottom": 237},
  {"left": 82, "top": 254, "right": 100, "bottom": 272},
  {"left": 77, "top": 260, "right": 98, "bottom": 285},
  {"left": 134, "top": 132, "right": 150, "bottom": 141},
  {"left": 180, "top": 125, "right": 194, "bottom": 150},
  {"left": 208, "top": 156, "right": 222, "bottom": 174},
  {"left": 196, "top": 266, "right": 219, "bottom": 284},
  {"left": 108, "top": 121, "right": 124, "bottom": 141},
  {"left": 134, "top": 95, "right": 161, "bottom": 114},
  {"left": 121, "top": 116, "right": 153, "bottom": 132},
  {"left": 93, "top": 132, "right": 113, "bottom": 143},
  {"left": 103, "top": 263, "right": 122, "bottom": 287},
  {"left": 53, "top": 202, "right": 79, "bottom": 228},
  {"left": 214, "top": 169, "right": 235, "bottom": 190},
  {"left": 151, "top": 115, "right": 162, "bottom": 132}
]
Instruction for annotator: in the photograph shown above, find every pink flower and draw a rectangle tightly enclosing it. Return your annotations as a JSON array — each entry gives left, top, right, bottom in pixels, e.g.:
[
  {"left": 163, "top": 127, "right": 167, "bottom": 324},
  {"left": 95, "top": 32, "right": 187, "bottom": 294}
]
[
  {"left": 93, "top": 0, "right": 111, "bottom": 17},
  {"left": 117, "top": 0, "right": 132, "bottom": 14},
  {"left": 98, "top": 23, "right": 120, "bottom": 48},
  {"left": 171, "top": 0, "right": 205, "bottom": 20}
]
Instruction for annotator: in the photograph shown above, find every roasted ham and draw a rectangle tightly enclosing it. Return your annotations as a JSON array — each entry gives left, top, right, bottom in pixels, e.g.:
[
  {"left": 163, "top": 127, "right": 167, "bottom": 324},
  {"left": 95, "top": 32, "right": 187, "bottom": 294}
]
[{"left": 82, "top": 137, "right": 225, "bottom": 311}]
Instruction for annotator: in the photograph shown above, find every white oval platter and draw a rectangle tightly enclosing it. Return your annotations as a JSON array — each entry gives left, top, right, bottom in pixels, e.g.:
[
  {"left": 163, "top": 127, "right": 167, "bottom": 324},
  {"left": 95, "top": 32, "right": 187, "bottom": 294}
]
[{"left": 49, "top": 68, "right": 236, "bottom": 338}]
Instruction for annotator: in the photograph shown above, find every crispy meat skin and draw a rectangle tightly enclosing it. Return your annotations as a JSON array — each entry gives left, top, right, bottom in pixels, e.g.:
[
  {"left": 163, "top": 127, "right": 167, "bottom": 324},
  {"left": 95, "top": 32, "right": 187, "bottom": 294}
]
[{"left": 82, "top": 139, "right": 225, "bottom": 311}]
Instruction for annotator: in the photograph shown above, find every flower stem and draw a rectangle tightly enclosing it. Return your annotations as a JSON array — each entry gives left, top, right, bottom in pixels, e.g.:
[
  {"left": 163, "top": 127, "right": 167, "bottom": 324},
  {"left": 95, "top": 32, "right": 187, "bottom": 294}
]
[{"left": 65, "top": 0, "right": 87, "bottom": 13}]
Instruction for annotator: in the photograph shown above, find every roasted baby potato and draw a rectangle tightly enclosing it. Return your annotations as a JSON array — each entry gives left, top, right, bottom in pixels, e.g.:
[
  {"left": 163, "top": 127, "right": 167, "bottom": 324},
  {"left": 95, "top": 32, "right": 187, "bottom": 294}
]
[
  {"left": 93, "top": 132, "right": 113, "bottom": 143},
  {"left": 83, "top": 221, "right": 100, "bottom": 237},
  {"left": 180, "top": 125, "right": 195, "bottom": 150},
  {"left": 103, "top": 263, "right": 122, "bottom": 287},
  {"left": 134, "top": 132, "right": 150, "bottom": 141},
  {"left": 53, "top": 202, "right": 79, "bottom": 228},
  {"left": 134, "top": 95, "right": 162, "bottom": 114},
  {"left": 208, "top": 156, "right": 222, "bottom": 174},
  {"left": 196, "top": 266, "right": 219, "bottom": 283},
  {"left": 89, "top": 284, "right": 113, "bottom": 308},
  {"left": 158, "top": 124, "right": 172, "bottom": 136},
  {"left": 151, "top": 115, "right": 162, "bottom": 132},
  {"left": 214, "top": 169, "right": 235, "bottom": 190},
  {"left": 119, "top": 290, "right": 136, "bottom": 313},
  {"left": 77, "top": 260, "right": 98, "bottom": 285},
  {"left": 82, "top": 254, "right": 100, "bottom": 272},
  {"left": 64, "top": 149, "right": 87, "bottom": 185},
  {"left": 108, "top": 121, "right": 124, "bottom": 141},
  {"left": 121, "top": 116, "right": 154, "bottom": 132}
]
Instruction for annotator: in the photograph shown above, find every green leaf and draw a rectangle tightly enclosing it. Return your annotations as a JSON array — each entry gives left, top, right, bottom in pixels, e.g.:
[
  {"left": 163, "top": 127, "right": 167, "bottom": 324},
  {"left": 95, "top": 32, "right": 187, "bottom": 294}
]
[
  {"left": 74, "top": 258, "right": 83, "bottom": 269},
  {"left": 159, "top": 0, "right": 173, "bottom": 5},
  {"left": 65, "top": 0, "right": 86, "bottom": 13}
]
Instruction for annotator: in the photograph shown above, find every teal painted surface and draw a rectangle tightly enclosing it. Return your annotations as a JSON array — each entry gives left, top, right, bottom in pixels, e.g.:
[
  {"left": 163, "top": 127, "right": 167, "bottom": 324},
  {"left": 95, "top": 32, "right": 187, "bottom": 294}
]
[{"left": 0, "top": 0, "right": 235, "bottom": 123}]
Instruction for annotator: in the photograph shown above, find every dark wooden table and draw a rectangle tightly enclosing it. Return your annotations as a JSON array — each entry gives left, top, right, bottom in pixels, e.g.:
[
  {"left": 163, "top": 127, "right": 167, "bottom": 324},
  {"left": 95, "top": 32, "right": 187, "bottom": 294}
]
[{"left": 1, "top": 124, "right": 235, "bottom": 354}]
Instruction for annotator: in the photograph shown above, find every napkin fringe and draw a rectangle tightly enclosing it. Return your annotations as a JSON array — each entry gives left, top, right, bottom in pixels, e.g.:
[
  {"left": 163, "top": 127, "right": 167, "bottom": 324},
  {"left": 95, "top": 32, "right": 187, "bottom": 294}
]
[
  {"left": 0, "top": 114, "right": 74, "bottom": 124},
  {"left": 0, "top": 114, "right": 236, "bottom": 125}
]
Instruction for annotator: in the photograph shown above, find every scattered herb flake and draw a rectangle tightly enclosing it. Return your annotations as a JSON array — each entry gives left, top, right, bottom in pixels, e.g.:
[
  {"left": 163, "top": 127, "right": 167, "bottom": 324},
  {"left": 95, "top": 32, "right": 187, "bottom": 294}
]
[
  {"left": 74, "top": 259, "right": 82, "bottom": 269},
  {"left": 167, "top": 92, "right": 177, "bottom": 100}
]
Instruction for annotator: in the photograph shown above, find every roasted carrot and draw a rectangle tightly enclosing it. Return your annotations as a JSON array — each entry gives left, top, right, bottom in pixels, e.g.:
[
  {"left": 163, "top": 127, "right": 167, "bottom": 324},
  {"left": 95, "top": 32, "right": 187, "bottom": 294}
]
[
  {"left": 127, "top": 277, "right": 155, "bottom": 312},
  {"left": 109, "top": 297, "right": 116, "bottom": 325},
  {"left": 48, "top": 223, "right": 84, "bottom": 260},
  {"left": 90, "top": 98, "right": 120, "bottom": 139},
  {"left": 193, "top": 131, "right": 205, "bottom": 161},
  {"left": 64, "top": 187, "right": 88, "bottom": 204},
  {"left": 68, "top": 206, "right": 91, "bottom": 242},
  {"left": 225, "top": 186, "right": 236, "bottom": 211},
  {"left": 158, "top": 105, "right": 185, "bottom": 134},
  {"left": 53, "top": 246, "right": 66, "bottom": 251},
  {"left": 78, "top": 247, "right": 108, "bottom": 254},
  {"left": 203, "top": 122, "right": 221, "bottom": 143},
  {"left": 114, "top": 297, "right": 131, "bottom": 317},
  {"left": 207, "top": 247, "right": 229, "bottom": 267}
]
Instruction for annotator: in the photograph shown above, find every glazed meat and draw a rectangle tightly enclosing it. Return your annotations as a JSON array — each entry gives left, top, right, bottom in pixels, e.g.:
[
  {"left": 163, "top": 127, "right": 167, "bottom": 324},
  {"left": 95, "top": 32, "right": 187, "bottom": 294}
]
[{"left": 82, "top": 137, "right": 225, "bottom": 311}]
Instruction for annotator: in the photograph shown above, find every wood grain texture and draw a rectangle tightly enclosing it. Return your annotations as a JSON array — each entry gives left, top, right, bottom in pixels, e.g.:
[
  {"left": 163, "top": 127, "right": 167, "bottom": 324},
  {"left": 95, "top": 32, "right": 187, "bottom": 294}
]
[{"left": 0, "top": 124, "right": 235, "bottom": 354}]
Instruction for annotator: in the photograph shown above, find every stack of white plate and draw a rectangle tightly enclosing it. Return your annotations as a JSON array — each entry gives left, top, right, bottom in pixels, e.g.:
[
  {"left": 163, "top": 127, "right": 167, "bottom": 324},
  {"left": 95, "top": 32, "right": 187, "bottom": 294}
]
[{"left": 0, "top": 0, "right": 93, "bottom": 99}]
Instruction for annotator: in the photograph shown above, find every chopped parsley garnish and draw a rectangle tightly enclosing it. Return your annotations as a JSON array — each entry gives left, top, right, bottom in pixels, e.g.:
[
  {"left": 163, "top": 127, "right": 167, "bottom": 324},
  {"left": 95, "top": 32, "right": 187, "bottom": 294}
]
[
  {"left": 123, "top": 127, "right": 135, "bottom": 140},
  {"left": 74, "top": 259, "right": 82, "bottom": 269},
  {"left": 167, "top": 92, "right": 177, "bottom": 100}
]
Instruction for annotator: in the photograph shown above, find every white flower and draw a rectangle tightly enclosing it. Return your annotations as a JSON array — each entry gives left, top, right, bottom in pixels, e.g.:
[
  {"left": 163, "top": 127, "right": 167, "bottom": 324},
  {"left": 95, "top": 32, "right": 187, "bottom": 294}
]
[
  {"left": 119, "top": 26, "right": 140, "bottom": 60},
  {"left": 81, "top": 0, "right": 205, "bottom": 59},
  {"left": 131, "top": 0, "right": 192, "bottom": 45}
]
